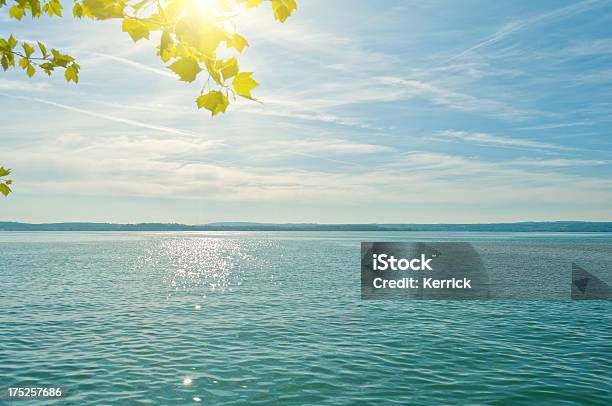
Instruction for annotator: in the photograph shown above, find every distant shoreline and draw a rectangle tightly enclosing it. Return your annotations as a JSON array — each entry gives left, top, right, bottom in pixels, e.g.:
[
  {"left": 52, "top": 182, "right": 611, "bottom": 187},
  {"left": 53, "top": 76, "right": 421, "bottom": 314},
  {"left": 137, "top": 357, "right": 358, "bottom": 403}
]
[{"left": 1, "top": 221, "right": 611, "bottom": 232}]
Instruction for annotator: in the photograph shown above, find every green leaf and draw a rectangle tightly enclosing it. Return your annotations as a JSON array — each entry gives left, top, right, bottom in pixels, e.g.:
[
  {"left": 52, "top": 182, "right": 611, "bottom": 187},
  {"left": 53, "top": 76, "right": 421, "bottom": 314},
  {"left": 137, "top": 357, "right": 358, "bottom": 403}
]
[
  {"left": 43, "top": 0, "right": 63, "bottom": 17},
  {"left": 28, "top": 0, "right": 42, "bottom": 16},
  {"left": 226, "top": 33, "right": 248, "bottom": 53},
  {"left": 168, "top": 57, "right": 201, "bottom": 82},
  {"left": 159, "top": 31, "right": 174, "bottom": 62},
  {"left": 0, "top": 167, "right": 10, "bottom": 177},
  {"left": 51, "top": 49, "right": 74, "bottom": 67},
  {"left": 83, "top": 0, "right": 125, "bottom": 20},
  {"left": 219, "top": 57, "right": 238, "bottom": 81},
  {"left": 205, "top": 59, "right": 222, "bottom": 85},
  {"left": 196, "top": 90, "right": 229, "bottom": 116},
  {"left": 122, "top": 18, "right": 150, "bottom": 42},
  {"left": 22, "top": 43, "right": 35, "bottom": 58},
  {"left": 8, "top": 35, "right": 17, "bottom": 50},
  {"left": 37, "top": 41, "right": 48, "bottom": 58},
  {"left": 9, "top": 5, "right": 26, "bottom": 20},
  {"left": 65, "top": 65, "right": 79, "bottom": 83},
  {"left": 160, "top": 30, "right": 172, "bottom": 52},
  {"left": 40, "top": 62, "right": 54, "bottom": 75},
  {"left": 26, "top": 63, "right": 36, "bottom": 77},
  {"left": 73, "top": 3, "right": 83, "bottom": 17},
  {"left": 232, "top": 72, "right": 259, "bottom": 99},
  {"left": 271, "top": 0, "right": 297, "bottom": 22},
  {"left": 0, "top": 183, "right": 11, "bottom": 196},
  {"left": 18, "top": 57, "right": 29, "bottom": 69}
]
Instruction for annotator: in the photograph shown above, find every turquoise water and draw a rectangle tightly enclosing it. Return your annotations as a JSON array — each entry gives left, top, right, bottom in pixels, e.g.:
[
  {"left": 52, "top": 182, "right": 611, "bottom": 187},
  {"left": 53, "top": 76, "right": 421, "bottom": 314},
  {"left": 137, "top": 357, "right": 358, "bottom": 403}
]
[{"left": 1, "top": 232, "right": 611, "bottom": 405}]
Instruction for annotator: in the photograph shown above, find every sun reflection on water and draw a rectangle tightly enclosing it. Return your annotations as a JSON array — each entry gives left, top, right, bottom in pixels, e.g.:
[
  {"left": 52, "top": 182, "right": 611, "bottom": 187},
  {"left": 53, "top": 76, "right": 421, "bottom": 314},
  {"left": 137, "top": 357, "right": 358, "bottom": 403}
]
[{"left": 140, "top": 238, "right": 254, "bottom": 293}]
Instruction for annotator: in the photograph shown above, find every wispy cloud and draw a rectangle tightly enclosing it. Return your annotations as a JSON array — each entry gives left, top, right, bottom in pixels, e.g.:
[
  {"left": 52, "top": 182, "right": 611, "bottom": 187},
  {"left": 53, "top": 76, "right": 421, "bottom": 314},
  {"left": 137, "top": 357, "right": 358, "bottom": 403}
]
[
  {"left": 245, "top": 137, "right": 396, "bottom": 160},
  {"left": 434, "top": 130, "right": 579, "bottom": 152},
  {"left": 10, "top": 143, "right": 612, "bottom": 207},
  {"left": 379, "top": 77, "right": 532, "bottom": 121},
  {"left": 560, "top": 37, "right": 612, "bottom": 57},
  {"left": 239, "top": 98, "right": 382, "bottom": 129},
  {"left": 516, "top": 122, "right": 593, "bottom": 131},
  {"left": 0, "top": 80, "right": 51, "bottom": 92},
  {"left": 253, "top": 75, "right": 533, "bottom": 124},
  {"left": 446, "top": 0, "right": 605, "bottom": 62},
  {"left": 510, "top": 157, "right": 610, "bottom": 167}
]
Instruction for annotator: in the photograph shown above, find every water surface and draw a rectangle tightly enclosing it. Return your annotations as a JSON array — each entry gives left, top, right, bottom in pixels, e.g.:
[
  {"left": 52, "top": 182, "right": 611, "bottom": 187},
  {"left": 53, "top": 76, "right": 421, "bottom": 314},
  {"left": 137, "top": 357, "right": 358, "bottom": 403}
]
[{"left": 1, "top": 232, "right": 610, "bottom": 405}]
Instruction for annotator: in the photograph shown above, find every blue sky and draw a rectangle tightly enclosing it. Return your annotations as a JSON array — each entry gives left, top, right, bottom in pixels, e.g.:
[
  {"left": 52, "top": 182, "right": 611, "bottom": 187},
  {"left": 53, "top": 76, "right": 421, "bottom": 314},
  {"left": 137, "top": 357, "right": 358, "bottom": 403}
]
[{"left": 1, "top": 0, "right": 612, "bottom": 223}]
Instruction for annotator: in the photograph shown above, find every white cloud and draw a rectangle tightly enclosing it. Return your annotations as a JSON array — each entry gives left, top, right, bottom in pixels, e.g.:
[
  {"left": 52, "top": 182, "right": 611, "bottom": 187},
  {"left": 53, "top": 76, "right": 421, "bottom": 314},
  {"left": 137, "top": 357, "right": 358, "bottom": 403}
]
[
  {"left": 510, "top": 158, "right": 610, "bottom": 167},
  {"left": 0, "top": 80, "right": 51, "bottom": 92},
  {"left": 434, "top": 130, "right": 579, "bottom": 152},
  {"left": 8, "top": 136, "right": 612, "bottom": 207},
  {"left": 245, "top": 137, "right": 395, "bottom": 159}
]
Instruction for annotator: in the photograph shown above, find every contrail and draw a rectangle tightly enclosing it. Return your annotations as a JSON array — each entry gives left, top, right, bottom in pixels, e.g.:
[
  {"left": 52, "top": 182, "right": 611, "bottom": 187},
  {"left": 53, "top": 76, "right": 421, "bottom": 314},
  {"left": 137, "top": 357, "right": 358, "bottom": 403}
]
[
  {"left": 30, "top": 96, "right": 200, "bottom": 138},
  {"left": 446, "top": 0, "right": 605, "bottom": 62},
  {"left": 89, "top": 52, "right": 177, "bottom": 79}
]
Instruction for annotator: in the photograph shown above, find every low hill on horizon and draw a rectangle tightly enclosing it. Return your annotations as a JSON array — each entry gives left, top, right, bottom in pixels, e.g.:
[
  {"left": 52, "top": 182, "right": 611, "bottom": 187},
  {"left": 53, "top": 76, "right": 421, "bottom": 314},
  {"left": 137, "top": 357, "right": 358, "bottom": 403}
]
[{"left": 1, "top": 221, "right": 611, "bottom": 232}]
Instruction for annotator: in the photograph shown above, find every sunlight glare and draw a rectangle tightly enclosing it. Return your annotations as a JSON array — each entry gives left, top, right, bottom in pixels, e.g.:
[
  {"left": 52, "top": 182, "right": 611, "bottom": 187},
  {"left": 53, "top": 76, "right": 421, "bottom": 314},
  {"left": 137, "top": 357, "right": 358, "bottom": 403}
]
[{"left": 193, "top": 0, "right": 216, "bottom": 15}]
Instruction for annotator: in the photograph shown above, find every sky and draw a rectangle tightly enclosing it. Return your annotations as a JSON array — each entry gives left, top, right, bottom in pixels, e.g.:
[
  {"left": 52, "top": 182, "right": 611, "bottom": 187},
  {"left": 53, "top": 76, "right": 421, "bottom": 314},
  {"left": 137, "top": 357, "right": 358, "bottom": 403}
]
[{"left": 1, "top": 0, "right": 612, "bottom": 224}]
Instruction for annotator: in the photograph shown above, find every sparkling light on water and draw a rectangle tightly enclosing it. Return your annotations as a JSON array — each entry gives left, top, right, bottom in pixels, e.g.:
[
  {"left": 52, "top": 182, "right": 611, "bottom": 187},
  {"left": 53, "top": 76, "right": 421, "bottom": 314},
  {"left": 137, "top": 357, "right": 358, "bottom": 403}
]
[{"left": 1, "top": 232, "right": 611, "bottom": 404}]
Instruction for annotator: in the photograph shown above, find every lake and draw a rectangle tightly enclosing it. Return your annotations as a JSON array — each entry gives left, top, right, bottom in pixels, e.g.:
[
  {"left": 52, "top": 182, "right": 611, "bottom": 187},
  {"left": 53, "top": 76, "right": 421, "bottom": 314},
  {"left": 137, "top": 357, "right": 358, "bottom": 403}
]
[{"left": 1, "top": 231, "right": 611, "bottom": 405}]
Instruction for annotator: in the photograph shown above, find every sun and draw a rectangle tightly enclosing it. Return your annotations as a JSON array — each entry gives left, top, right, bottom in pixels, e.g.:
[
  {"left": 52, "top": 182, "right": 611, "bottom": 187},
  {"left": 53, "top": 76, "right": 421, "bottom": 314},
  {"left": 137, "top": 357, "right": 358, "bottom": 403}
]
[{"left": 191, "top": 0, "right": 220, "bottom": 16}]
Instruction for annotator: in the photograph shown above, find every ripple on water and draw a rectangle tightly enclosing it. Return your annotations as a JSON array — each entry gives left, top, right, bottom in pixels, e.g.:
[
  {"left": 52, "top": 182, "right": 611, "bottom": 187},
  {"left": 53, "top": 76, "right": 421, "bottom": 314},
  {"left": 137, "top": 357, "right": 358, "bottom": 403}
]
[{"left": 0, "top": 233, "right": 611, "bottom": 405}]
